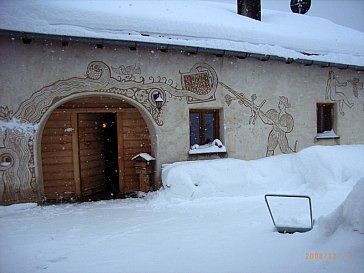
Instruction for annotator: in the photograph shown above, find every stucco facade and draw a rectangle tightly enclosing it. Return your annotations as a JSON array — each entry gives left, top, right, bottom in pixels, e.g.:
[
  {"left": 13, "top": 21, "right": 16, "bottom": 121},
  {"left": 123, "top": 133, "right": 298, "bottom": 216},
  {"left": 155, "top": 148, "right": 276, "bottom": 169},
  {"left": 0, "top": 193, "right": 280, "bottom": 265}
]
[{"left": 1, "top": 35, "right": 363, "bottom": 204}]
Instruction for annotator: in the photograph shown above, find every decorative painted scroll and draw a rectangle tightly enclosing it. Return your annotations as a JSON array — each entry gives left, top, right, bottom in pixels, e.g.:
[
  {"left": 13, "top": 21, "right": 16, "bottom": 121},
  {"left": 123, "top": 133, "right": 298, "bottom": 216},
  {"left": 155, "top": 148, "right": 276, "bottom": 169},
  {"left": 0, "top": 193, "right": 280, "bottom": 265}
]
[
  {"left": 2, "top": 61, "right": 218, "bottom": 126},
  {"left": 180, "top": 63, "right": 218, "bottom": 103},
  {"left": 12, "top": 61, "right": 113, "bottom": 124},
  {"left": 0, "top": 128, "right": 37, "bottom": 203},
  {"left": 221, "top": 82, "right": 297, "bottom": 157},
  {"left": 112, "top": 64, "right": 141, "bottom": 81},
  {"left": 0, "top": 106, "right": 12, "bottom": 122}
]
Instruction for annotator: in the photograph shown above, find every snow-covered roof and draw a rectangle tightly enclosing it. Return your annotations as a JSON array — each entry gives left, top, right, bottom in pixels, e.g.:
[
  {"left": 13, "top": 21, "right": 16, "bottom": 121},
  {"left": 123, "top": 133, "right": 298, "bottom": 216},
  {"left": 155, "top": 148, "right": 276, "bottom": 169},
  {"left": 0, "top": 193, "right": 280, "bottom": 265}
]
[{"left": 1, "top": 0, "right": 363, "bottom": 67}]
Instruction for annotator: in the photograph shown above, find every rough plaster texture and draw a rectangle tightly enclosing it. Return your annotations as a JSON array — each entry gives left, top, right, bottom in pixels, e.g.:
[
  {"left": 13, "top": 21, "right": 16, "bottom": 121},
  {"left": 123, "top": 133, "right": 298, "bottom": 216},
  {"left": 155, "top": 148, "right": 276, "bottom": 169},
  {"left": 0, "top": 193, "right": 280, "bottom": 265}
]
[{"left": 0, "top": 36, "right": 363, "bottom": 203}]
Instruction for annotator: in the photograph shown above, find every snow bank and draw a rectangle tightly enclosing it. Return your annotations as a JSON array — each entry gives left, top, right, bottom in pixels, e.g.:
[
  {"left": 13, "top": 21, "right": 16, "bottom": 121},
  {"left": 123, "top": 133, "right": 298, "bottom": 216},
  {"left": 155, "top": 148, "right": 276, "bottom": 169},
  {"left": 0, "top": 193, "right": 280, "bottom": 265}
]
[
  {"left": 1, "top": 145, "right": 363, "bottom": 273},
  {"left": 161, "top": 145, "right": 364, "bottom": 200},
  {"left": 317, "top": 177, "right": 364, "bottom": 235}
]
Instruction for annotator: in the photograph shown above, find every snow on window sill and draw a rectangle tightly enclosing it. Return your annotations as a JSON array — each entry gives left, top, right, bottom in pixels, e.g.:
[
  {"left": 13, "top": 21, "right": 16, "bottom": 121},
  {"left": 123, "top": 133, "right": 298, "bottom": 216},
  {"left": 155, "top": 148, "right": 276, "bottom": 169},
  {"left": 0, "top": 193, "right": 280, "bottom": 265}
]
[
  {"left": 315, "top": 130, "right": 340, "bottom": 140},
  {"left": 189, "top": 139, "right": 226, "bottom": 155}
]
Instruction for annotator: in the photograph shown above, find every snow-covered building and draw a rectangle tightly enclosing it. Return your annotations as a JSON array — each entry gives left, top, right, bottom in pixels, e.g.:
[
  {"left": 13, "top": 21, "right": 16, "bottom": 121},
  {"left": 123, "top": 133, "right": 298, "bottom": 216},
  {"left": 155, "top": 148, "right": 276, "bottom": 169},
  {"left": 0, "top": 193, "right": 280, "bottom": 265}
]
[{"left": 0, "top": 0, "right": 363, "bottom": 204}]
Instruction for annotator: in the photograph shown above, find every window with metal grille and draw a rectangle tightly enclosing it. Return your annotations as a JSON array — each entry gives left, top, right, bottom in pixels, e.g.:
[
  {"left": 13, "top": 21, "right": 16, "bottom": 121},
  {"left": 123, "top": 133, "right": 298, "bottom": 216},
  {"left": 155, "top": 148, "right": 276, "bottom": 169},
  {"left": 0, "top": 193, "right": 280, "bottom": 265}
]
[
  {"left": 190, "top": 109, "right": 220, "bottom": 146},
  {"left": 316, "top": 103, "right": 334, "bottom": 133}
]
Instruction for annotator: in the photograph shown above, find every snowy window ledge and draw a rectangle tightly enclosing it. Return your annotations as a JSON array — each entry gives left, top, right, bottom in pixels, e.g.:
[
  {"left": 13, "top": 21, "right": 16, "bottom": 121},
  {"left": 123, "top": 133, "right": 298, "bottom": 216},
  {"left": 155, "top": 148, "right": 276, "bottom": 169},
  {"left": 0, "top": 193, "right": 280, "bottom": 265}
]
[
  {"left": 189, "top": 139, "right": 227, "bottom": 155},
  {"left": 315, "top": 130, "right": 340, "bottom": 140}
]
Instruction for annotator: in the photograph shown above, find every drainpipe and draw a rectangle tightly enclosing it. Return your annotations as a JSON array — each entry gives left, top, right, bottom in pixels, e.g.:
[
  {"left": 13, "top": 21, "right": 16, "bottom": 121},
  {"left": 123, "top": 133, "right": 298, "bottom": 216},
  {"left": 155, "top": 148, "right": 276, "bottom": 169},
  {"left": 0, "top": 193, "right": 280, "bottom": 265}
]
[{"left": 237, "top": 0, "right": 261, "bottom": 21}]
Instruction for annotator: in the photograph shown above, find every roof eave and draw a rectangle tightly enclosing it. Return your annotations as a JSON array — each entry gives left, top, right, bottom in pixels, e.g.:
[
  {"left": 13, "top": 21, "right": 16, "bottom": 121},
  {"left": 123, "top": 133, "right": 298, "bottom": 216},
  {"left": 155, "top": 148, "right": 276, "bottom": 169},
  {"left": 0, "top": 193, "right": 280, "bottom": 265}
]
[{"left": 0, "top": 29, "right": 363, "bottom": 71}]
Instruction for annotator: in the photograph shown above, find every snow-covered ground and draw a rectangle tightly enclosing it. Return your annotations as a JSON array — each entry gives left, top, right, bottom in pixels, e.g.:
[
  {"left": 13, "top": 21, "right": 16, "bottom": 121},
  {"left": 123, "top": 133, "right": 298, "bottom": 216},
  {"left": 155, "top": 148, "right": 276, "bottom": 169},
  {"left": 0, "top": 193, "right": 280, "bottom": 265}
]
[
  {"left": 1, "top": 145, "right": 363, "bottom": 273},
  {"left": 0, "top": 0, "right": 363, "bottom": 66}
]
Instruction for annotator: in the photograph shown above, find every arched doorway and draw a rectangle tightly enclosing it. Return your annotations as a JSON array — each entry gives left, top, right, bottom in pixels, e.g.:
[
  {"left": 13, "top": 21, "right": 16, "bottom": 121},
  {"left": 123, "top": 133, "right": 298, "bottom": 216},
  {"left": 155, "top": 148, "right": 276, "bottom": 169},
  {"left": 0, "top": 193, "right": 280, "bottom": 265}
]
[{"left": 41, "top": 96, "right": 152, "bottom": 202}]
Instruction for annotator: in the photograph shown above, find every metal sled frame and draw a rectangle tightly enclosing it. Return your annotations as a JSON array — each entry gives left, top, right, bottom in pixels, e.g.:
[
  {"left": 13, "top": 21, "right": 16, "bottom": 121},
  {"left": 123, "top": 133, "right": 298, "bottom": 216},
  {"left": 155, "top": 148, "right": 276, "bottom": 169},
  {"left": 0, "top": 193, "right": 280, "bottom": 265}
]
[{"left": 265, "top": 194, "right": 313, "bottom": 234}]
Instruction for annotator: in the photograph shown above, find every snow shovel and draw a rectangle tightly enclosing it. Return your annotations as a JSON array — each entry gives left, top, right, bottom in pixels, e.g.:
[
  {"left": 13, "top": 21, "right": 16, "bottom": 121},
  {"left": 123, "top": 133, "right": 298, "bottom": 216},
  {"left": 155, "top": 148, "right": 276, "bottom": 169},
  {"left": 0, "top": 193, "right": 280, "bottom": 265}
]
[{"left": 265, "top": 194, "right": 313, "bottom": 234}]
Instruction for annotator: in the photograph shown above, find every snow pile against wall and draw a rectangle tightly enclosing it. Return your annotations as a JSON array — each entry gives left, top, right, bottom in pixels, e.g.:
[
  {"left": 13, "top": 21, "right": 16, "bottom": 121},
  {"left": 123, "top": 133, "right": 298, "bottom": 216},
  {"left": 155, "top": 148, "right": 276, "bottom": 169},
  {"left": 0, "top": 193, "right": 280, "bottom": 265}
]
[
  {"left": 161, "top": 145, "right": 364, "bottom": 200},
  {"left": 317, "top": 177, "right": 364, "bottom": 235},
  {"left": 1, "top": 145, "right": 363, "bottom": 273}
]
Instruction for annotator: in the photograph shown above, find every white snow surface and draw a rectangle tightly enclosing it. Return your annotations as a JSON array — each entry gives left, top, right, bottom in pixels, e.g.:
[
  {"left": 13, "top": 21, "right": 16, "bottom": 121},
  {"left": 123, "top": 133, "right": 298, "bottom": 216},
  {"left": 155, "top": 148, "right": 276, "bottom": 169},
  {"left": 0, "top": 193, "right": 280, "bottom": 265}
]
[
  {"left": 0, "top": 0, "right": 363, "bottom": 67},
  {"left": 318, "top": 177, "right": 364, "bottom": 236},
  {"left": 162, "top": 144, "right": 364, "bottom": 200},
  {"left": 1, "top": 145, "right": 364, "bottom": 273},
  {"left": 316, "top": 129, "right": 339, "bottom": 139},
  {"left": 131, "top": 152, "right": 155, "bottom": 161},
  {"left": 0, "top": 118, "right": 38, "bottom": 137},
  {"left": 189, "top": 139, "right": 227, "bottom": 154}
]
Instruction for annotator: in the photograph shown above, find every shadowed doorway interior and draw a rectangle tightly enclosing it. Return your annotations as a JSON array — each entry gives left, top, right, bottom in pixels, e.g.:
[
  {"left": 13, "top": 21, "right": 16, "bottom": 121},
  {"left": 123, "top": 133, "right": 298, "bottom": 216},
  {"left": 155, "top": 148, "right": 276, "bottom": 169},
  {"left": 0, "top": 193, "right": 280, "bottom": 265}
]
[
  {"left": 103, "top": 113, "right": 119, "bottom": 197},
  {"left": 78, "top": 112, "right": 119, "bottom": 201}
]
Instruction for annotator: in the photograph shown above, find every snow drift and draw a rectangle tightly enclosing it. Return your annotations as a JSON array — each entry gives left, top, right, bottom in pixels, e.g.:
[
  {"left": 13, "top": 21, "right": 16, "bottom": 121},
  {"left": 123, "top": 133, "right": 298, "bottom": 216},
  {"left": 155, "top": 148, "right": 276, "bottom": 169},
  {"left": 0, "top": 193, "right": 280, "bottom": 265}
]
[
  {"left": 1, "top": 144, "right": 364, "bottom": 273},
  {"left": 318, "top": 177, "right": 364, "bottom": 235},
  {"left": 162, "top": 145, "right": 364, "bottom": 200}
]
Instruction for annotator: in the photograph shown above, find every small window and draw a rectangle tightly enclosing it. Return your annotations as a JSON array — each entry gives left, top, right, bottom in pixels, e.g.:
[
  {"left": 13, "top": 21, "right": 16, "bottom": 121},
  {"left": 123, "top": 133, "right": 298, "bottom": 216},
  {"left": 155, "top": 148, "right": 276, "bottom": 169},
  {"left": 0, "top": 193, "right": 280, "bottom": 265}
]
[
  {"left": 190, "top": 109, "right": 219, "bottom": 146},
  {"left": 316, "top": 103, "right": 339, "bottom": 139},
  {"left": 316, "top": 103, "right": 334, "bottom": 134}
]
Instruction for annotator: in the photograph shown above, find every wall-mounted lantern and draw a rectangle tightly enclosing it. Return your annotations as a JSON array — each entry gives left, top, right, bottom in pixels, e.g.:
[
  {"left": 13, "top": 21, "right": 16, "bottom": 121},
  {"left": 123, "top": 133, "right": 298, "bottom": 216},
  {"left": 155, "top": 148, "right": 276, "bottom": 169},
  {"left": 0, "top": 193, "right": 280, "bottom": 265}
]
[{"left": 153, "top": 92, "right": 164, "bottom": 111}]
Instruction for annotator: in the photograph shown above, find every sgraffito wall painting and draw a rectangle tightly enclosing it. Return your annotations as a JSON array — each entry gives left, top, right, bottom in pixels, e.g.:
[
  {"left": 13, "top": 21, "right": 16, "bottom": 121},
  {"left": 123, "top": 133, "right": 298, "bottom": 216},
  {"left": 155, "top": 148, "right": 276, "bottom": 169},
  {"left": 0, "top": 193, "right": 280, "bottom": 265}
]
[
  {"left": 222, "top": 82, "right": 297, "bottom": 157},
  {"left": 0, "top": 61, "right": 218, "bottom": 202},
  {"left": 0, "top": 58, "right": 363, "bottom": 203},
  {"left": 0, "top": 118, "right": 37, "bottom": 203},
  {"left": 325, "top": 70, "right": 363, "bottom": 115},
  {"left": 1, "top": 61, "right": 218, "bottom": 126}
]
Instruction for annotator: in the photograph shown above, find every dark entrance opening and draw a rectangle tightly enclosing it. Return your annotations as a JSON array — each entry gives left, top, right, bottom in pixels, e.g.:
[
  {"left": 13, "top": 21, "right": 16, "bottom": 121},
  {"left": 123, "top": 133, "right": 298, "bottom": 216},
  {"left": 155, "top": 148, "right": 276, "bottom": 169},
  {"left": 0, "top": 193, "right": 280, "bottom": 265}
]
[
  {"left": 78, "top": 112, "right": 120, "bottom": 202},
  {"left": 102, "top": 113, "right": 119, "bottom": 197}
]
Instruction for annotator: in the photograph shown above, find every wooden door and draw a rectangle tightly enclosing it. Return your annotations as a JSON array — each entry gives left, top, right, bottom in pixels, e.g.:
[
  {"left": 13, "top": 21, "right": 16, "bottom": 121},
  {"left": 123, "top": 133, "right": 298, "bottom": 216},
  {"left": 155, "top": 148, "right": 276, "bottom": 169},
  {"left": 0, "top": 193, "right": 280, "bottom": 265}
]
[
  {"left": 41, "top": 111, "right": 76, "bottom": 200},
  {"left": 42, "top": 99, "right": 152, "bottom": 200},
  {"left": 78, "top": 113, "right": 106, "bottom": 196},
  {"left": 118, "top": 109, "right": 151, "bottom": 193}
]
